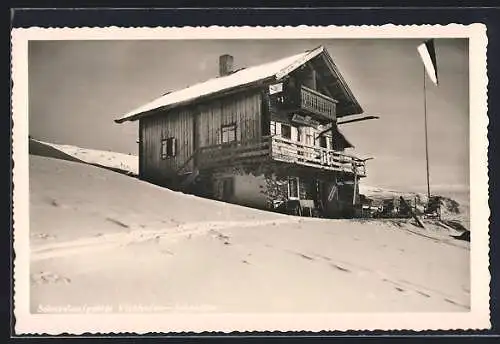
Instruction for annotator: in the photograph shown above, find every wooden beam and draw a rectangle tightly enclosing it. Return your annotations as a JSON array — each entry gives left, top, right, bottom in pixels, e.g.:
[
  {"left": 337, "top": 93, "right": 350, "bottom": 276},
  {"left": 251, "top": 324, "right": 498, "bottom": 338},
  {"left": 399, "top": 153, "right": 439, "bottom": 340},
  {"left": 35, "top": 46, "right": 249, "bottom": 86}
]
[{"left": 337, "top": 115, "right": 379, "bottom": 125}]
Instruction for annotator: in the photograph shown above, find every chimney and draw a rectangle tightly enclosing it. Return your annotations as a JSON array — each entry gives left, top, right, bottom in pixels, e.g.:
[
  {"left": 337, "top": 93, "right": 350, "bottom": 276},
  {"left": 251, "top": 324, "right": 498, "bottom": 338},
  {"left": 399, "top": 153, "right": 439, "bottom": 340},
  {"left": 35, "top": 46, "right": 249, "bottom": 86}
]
[{"left": 219, "top": 54, "right": 234, "bottom": 77}]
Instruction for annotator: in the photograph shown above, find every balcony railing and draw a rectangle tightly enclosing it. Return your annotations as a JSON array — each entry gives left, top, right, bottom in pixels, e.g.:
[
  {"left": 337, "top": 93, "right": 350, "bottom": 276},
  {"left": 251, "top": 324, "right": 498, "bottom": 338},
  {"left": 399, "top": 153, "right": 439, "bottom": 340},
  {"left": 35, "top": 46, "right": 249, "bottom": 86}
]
[
  {"left": 299, "top": 86, "right": 337, "bottom": 121},
  {"left": 197, "top": 136, "right": 366, "bottom": 177},
  {"left": 196, "top": 139, "right": 271, "bottom": 169}
]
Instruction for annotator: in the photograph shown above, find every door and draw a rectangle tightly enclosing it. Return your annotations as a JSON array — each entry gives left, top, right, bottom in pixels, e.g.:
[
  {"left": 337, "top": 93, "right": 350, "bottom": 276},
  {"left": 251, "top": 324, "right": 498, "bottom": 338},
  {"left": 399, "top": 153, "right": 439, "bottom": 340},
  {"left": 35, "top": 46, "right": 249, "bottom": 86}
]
[
  {"left": 288, "top": 177, "right": 300, "bottom": 200},
  {"left": 321, "top": 179, "right": 342, "bottom": 217}
]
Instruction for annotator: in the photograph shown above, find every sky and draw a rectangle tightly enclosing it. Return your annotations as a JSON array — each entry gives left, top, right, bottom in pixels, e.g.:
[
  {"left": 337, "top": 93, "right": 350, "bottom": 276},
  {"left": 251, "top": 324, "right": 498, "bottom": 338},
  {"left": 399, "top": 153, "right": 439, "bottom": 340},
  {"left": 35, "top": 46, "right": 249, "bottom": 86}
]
[{"left": 28, "top": 39, "right": 469, "bottom": 193}]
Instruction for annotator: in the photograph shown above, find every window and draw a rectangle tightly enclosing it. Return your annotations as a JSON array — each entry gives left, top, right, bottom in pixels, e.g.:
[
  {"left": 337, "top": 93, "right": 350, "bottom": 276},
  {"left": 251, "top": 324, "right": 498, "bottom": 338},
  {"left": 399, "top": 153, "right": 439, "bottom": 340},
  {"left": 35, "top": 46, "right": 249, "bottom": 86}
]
[
  {"left": 161, "top": 137, "right": 177, "bottom": 159},
  {"left": 305, "top": 133, "right": 313, "bottom": 146},
  {"left": 270, "top": 121, "right": 276, "bottom": 135},
  {"left": 161, "top": 139, "right": 167, "bottom": 159},
  {"left": 295, "top": 126, "right": 301, "bottom": 142},
  {"left": 167, "top": 137, "right": 176, "bottom": 157},
  {"left": 281, "top": 124, "right": 292, "bottom": 140},
  {"left": 288, "top": 177, "right": 299, "bottom": 199},
  {"left": 318, "top": 135, "right": 328, "bottom": 149},
  {"left": 302, "top": 127, "right": 313, "bottom": 146},
  {"left": 221, "top": 124, "right": 237, "bottom": 143}
]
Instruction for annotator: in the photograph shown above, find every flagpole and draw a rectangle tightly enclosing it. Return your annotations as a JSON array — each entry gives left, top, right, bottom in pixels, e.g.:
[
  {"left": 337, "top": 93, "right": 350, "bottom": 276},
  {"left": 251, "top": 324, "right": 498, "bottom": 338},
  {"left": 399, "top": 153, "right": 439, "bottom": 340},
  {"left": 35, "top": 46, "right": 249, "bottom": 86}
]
[{"left": 423, "top": 63, "right": 431, "bottom": 200}]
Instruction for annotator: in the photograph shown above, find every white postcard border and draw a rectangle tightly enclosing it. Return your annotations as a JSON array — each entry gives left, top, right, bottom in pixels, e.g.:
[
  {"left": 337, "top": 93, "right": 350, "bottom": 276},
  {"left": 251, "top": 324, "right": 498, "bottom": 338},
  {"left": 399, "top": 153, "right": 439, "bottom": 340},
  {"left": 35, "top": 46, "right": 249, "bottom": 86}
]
[{"left": 11, "top": 24, "right": 490, "bottom": 334}]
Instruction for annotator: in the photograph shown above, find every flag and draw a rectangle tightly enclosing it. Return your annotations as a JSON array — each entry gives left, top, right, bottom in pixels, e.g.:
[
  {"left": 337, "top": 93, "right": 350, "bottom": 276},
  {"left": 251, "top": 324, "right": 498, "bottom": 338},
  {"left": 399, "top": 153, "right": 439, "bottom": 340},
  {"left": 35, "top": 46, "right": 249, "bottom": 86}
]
[{"left": 417, "top": 39, "right": 439, "bottom": 85}]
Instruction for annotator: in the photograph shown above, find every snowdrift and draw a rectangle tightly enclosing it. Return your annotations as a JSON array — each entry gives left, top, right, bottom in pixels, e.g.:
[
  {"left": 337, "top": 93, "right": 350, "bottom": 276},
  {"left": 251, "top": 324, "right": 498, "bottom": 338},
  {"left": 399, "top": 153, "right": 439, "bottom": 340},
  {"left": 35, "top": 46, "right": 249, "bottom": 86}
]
[
  {"left": 29, "top": 155, "right": 470, "bottom": 313},
  {"left": 28, "top": 138, "right": 470, "bottom": 232}
]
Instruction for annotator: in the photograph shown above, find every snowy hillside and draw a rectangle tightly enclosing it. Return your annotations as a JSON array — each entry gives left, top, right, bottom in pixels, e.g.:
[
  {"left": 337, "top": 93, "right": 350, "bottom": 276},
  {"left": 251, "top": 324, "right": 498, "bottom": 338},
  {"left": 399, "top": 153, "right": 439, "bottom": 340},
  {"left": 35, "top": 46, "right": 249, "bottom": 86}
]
[
  {"left": 30, "top": 156, "right": 470, "bottom": 313},
  {"left": 29, "top": 138, "right": 138, "bottom": 176},
  {"left": 27, "top": 138, "right": 470, "bottom": 232}
]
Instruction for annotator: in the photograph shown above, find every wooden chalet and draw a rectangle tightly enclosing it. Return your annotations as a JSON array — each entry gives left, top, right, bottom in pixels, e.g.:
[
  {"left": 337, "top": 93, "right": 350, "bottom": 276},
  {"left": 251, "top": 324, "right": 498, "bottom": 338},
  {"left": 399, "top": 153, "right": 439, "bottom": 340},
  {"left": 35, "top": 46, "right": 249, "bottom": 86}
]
[{"left": 115, "top": 46, "right": 374, "bottom": 218}]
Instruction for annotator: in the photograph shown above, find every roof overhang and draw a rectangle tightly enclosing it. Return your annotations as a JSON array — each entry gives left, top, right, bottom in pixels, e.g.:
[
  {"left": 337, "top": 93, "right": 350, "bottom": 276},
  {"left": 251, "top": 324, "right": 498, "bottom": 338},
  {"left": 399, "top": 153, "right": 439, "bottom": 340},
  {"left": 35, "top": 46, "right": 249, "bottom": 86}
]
[
  {"left": 114, "top": 77, "right": 273, "bottom": 123},
  {"left": 275, "top": 46, "right": 325, "bottom": 80},
  {"left": 314, "top": 51, "right": 363, "bottom": 117},
  {"left": 115, "top": 45, "right": 363, "bottom": 123},
  {"left": 337, "top": 114, "right": 379, "bottom": 125}
]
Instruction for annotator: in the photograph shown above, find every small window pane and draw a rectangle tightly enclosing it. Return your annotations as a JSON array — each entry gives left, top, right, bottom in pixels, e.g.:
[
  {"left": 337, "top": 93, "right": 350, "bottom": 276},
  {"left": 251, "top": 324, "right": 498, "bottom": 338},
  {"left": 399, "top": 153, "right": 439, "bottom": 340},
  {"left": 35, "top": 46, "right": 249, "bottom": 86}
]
[
  {"left": 319, "top": 136, "right": 327, "bottom": 148},
  {"left": 270, "top": 121, "right": 276, "bottom": 135},
  {"left": 161, "top": 139, "right": 167, "bottom": 159},
  {"left": 305, "top": 134, "right": 313, "bottom": 146},
  {"left": 167, "top": 137, "right": 176, "bottom": 157},
  {"left": 222, "top": 124, "right": 236, "bottom": 143}
]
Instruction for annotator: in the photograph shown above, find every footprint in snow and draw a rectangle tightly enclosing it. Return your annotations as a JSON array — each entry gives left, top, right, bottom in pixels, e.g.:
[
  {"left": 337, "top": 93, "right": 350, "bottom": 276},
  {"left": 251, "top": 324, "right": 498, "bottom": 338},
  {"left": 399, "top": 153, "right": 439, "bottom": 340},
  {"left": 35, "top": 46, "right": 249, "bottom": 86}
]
[
  {"left": 330, "top": 263, "right": 351, "bottom": 273},
  {"left": 48, "top": 198, "right": 59, "bottom": 207},
  {"left": 295, "top": 252, "right": 314, "bottom": 261},
  {"left": 316, "top": 254, "right": 332, "bottom": 261},
  {"left": 31, "top": 272, "right": 71, "bottom": 286},
  {"left": 416, "top": 290, "right": 431, "bottom": 298},
  {"left": 105, "top": 217, "right": 130, "bottom": 228},
  {"left": 31, "top": 232, "right": 56, "bottom": 240},
  {"left": 443, "top": 297, "right": 469, "bottom": 309}
]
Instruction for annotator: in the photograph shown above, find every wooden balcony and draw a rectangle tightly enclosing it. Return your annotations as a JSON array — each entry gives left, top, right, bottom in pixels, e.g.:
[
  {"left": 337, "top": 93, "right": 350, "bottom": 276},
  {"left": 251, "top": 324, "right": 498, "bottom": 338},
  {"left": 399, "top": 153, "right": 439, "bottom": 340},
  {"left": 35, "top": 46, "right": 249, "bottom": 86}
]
[
  {"left": 270, "top": 85, "right": 338, "bottom": 122},
  {"left": 196, "top": 136, "right": 366, "bottom": 177},
  {"left": 298, "top": 86, "right": 337, "bottom": 121},
  {"left": 197, "top": 139, "right": 271, "bottom": 169},
  {"left": 270, "top": 136, "right": 366, "bottom": 176}
]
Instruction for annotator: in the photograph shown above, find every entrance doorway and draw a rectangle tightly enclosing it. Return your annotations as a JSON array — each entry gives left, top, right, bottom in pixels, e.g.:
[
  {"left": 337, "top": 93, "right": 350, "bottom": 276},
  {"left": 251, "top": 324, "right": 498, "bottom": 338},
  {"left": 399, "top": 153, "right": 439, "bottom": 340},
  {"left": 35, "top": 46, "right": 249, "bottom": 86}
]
[{"left": 288, "top": 177, "right": 300, "bottom": 200}]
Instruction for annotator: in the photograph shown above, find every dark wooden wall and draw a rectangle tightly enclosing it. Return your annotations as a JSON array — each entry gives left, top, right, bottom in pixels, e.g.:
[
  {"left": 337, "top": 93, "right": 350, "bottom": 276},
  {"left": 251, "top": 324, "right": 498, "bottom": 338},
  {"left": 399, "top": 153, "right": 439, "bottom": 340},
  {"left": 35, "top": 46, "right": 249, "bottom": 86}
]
[
  {"left": 140, "top": 89, "right": 262, "bottom": 184},
  {"left": 197, "top": 90, "right": 262, "bottom": 147},
  {"left": 140, "top": 107, "right": 194, "bottom": 184}
]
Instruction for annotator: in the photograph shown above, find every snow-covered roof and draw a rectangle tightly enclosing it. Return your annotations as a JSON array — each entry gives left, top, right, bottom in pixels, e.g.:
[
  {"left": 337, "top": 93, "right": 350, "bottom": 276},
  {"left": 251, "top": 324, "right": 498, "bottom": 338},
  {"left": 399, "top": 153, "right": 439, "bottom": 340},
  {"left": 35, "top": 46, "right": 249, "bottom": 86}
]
[{"left": 115, "top": 46, "right": 362, "bottom": 123}]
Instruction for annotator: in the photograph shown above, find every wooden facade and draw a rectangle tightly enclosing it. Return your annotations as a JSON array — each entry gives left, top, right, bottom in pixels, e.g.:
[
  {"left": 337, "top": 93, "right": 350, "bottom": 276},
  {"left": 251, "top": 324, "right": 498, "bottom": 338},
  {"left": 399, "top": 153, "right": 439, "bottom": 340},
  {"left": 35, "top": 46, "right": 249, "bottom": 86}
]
[
  {"left": 119, "top": 46, "right": 370, "bottom": 218},
  {"left": 139, "top": 89, "right": 262, "bottom": 184}
]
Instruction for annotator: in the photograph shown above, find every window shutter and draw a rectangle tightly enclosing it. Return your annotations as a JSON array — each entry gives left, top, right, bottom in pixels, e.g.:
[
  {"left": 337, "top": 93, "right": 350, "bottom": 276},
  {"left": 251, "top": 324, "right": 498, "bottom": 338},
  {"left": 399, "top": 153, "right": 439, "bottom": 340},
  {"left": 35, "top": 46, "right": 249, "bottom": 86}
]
[
  {"left": 325, "top": 135, "right": 332, "bottom": 150},
  {"left": 281, "top": 124, "right": 291, "bottom": 140},
  {"left": 161, "top": 139, "right": 167, "bottom": 159}
]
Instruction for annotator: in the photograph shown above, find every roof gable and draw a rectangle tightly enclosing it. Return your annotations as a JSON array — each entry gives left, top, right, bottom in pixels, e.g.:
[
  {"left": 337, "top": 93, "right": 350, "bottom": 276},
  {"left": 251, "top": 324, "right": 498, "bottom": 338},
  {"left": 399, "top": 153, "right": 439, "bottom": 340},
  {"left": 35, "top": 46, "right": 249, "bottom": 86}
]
[{"left": 115, "top": 46, "right": 362, "bottom": 123}]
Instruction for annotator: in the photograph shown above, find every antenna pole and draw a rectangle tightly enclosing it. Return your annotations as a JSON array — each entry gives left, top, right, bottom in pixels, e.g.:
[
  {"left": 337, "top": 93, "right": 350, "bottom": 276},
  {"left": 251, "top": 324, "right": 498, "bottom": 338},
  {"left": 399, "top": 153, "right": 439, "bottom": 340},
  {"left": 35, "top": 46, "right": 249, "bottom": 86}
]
[{"left": 423, "top": 64, "right": 431, "bottom": 200}]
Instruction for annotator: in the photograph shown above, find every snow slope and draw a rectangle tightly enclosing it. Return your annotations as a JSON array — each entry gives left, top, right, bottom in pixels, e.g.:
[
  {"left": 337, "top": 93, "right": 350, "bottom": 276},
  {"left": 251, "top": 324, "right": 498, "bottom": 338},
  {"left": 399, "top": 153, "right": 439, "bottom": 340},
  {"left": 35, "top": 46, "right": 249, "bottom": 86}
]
[
  {"left": 29, "top": 138, "right": 138, "bottom": 176},
  {"left": 30, "top": 155, "right": 470, "bottom": 313},
  {"left": 28, "top": 138, "right": 470, "bottom": 231}
]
